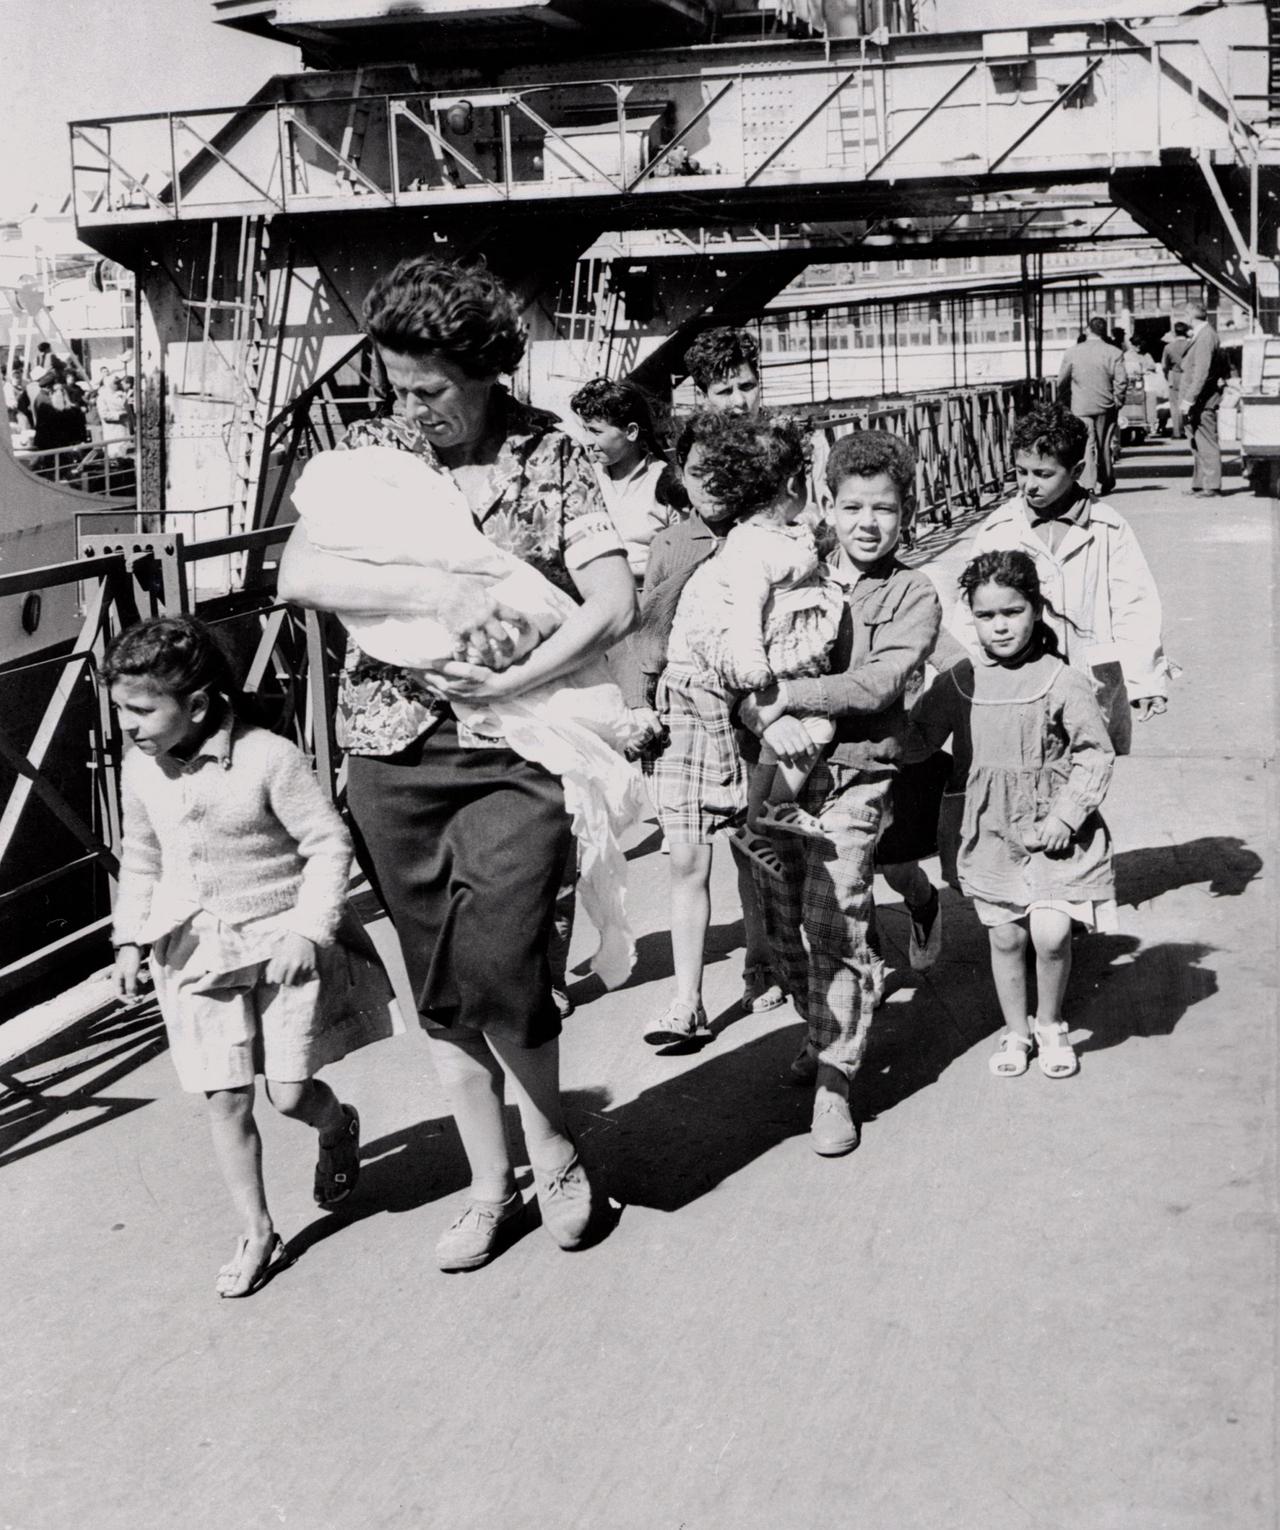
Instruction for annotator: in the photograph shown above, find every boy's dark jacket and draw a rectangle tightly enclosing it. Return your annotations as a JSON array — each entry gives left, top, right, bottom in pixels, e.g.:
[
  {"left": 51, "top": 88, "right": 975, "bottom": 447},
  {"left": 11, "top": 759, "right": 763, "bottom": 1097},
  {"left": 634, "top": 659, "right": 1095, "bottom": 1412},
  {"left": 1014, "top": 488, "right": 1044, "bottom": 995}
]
[{"left": 779, "top": 554, "right": 941, "bottom": 772}]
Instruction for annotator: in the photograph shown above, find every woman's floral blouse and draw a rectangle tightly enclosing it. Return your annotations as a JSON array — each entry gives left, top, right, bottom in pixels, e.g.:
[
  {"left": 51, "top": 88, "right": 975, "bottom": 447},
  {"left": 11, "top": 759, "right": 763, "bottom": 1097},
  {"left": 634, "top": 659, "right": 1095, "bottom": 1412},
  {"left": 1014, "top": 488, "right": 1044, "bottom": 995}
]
[{"left": 331, "top": 388, "right": 623, "bottom": 756}]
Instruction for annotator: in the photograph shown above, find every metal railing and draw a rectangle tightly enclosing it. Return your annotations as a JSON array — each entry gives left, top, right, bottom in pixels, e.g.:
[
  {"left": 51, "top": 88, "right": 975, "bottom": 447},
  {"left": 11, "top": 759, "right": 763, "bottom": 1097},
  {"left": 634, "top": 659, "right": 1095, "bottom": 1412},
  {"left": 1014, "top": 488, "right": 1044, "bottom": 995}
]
[
  {"left": 809, "top": 377, "right": 1051, "bottom": 541},
  {"left": 13, "top": 442, "right": 137, "bottom": 498},
  {"left": 70, "top": 29, "right": 1264, "bottom": 229},
  {"left": 0, "top": 526, "right": 339, "bottom": 1000}
]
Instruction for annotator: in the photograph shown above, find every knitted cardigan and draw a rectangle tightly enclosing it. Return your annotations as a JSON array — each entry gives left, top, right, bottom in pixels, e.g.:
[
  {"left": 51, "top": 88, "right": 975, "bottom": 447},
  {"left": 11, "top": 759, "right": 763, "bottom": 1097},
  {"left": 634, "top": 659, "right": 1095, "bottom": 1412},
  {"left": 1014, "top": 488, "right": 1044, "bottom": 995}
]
[{"left": 112, "top": 714, "right": 352, "bottom": 949}]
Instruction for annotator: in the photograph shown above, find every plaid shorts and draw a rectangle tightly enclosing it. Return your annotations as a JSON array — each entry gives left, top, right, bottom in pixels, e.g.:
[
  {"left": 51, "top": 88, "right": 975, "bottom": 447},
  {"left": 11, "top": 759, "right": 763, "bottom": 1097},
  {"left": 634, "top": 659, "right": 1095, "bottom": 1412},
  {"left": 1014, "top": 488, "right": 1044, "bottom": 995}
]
[
  {"left": 649, "top": 664, "right": 748, "bottom": 846},
  {"left": 750, "top": 762, "right": 892, "bottom": 1074}
]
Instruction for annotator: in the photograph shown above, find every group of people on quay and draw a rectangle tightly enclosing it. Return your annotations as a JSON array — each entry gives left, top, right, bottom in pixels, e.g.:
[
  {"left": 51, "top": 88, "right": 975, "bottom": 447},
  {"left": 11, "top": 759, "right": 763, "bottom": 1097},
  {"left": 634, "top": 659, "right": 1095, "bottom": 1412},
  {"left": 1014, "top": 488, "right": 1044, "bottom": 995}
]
[
  {"left": 4, "top": 340, "right": 135, "bottom": 475},
  {"left": 106, "top": 257, "right": 1175, "bottom": 1297},
  {"left": 1056, "top": 301, "right": 1229, "bottom": 498}
]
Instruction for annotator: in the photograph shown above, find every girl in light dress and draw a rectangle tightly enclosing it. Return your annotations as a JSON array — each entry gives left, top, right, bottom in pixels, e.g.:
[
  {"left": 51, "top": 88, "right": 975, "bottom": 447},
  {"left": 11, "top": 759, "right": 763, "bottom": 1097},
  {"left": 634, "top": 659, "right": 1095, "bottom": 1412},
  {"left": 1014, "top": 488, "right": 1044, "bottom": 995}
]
[
  {"left": 108, "top": 617, "right": 398, "bottom": 1298},
  {"left": 644, "top": 411, "right": 844, "bottom": 1044},
  {"left": 290, "top": 443, "right": 645, "bottom": 988},
  {"left": 909, "top": 550, "right": 1116, "bottom": 1079}
]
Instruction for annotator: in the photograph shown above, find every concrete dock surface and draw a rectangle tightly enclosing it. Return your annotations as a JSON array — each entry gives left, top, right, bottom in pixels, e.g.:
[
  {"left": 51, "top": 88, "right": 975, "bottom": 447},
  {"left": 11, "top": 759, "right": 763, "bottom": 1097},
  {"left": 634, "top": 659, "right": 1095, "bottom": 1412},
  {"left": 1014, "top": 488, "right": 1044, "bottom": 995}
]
[{"left": 1, "top": 437, "right": 1274, "bottom": 1530}]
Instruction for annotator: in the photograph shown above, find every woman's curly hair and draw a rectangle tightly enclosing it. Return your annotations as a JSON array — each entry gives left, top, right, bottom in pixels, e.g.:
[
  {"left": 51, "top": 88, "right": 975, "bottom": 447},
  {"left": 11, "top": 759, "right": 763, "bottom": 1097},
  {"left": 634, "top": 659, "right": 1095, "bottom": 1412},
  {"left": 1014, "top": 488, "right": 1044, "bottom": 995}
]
[
  {"left": 362, "top": 258, "right": 527, "bottom": 378},
  {"left": 683, "top": 409, "right": 808, "bottom": 522}
]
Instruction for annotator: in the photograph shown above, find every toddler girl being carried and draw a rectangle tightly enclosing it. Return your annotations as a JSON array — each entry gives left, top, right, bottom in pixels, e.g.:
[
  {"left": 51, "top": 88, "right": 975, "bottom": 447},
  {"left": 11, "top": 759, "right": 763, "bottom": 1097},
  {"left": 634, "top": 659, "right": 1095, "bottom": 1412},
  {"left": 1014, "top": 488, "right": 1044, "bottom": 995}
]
[
  {"left": 291, "top": 443, "right": 644, "bottom": 987},
  {"left": 657, "top": 412, "right": 844, "bottom": 878}
]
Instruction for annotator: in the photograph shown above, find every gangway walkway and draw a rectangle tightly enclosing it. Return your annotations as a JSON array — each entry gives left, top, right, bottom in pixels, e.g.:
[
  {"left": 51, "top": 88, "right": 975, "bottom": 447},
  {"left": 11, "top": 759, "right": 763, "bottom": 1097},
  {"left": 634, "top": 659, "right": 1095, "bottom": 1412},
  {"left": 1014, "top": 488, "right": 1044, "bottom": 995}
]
[{"left": 1, "top": 437, "right": 1272, "bottom": 1530}]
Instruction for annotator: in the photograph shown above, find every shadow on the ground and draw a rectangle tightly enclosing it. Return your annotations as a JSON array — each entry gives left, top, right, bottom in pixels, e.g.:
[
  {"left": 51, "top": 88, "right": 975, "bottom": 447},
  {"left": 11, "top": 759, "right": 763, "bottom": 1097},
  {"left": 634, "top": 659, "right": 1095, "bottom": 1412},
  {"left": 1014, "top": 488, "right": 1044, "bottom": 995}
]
[
  {"left": 564, "top": 917, "right": 746, "bottom": 1013},
  {"left": 251, "top": 873, "right": 1223, "bottom": 1261},
  {"left": 559, "top": 1031, "right": 813, "bottom": 1213},
  {"left": 0, "top": 1005, "right": 167, "bottom": 1169},
  {"left": 1112, "top": 457, "right": 1192, "bottom": 481},
  {"left": 1115, "top": 836, "right": 1262, "bottom": 904},
  {"left": 1070, "top": 934, "right": 1218, "bottom": 1053},
  {"left": 283, "top": 1101, "right": 536, "bottom": 1262}
]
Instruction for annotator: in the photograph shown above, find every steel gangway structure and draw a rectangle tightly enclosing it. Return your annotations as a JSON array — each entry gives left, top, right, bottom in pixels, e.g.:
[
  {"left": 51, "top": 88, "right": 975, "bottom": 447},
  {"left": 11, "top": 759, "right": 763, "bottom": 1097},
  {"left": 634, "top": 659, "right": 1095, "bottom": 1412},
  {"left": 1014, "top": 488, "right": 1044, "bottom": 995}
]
[{"left": 61, "top": 0, "right": 1278, "bottom": 526}]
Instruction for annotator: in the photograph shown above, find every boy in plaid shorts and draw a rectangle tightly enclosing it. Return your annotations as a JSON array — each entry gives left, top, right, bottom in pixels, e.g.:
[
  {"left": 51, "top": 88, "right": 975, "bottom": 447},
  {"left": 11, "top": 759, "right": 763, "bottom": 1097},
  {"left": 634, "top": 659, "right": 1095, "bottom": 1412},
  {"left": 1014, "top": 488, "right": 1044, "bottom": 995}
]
[{"left": 739, "top": 431, "right": 941, "bottom": 1157}]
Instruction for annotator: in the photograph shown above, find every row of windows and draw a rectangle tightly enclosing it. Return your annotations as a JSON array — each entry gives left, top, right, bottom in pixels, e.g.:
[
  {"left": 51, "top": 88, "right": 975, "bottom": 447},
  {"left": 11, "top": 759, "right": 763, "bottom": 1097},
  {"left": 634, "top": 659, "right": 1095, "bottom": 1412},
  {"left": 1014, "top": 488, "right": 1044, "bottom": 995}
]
[
  {"left": 761, "top": 317, "right": 1096, "bottom": 355},
  {"left": 766, "top": 276, "right": 1223, "bottom": 351},
  {"left": 800, "top": 257, "right": 985, "bottom": 285}
]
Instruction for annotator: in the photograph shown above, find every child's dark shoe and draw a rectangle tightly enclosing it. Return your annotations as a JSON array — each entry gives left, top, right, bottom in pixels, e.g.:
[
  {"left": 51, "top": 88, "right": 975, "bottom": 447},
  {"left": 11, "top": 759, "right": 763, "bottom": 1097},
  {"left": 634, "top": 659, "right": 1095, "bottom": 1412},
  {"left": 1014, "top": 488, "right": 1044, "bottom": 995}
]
[
  {"left": 314, "top": 1103, "right": 360, "bottom": 1208},
  {"left": 907, "top": 886, "right": 943, "bottom": 971},
  {"left": 755, "top": 801, "right": 827, "bottom": 840}
]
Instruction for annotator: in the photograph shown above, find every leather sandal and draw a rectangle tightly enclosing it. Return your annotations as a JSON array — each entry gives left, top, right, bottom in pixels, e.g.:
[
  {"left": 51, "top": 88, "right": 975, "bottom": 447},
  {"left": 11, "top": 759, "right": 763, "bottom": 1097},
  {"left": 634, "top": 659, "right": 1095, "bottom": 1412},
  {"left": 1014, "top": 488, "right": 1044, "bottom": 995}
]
[
  {"left": 754, "top": 801, "right": 827, "bottom": 840},
  {"left": 988, "top": 1029, "right": 1034, "bottom": 1077},
  {"left": 215, "top": 1234, "right": 293, "bottom": 1299},
  {"left": 730, "top": 827, "right": 788, "bottom": 882},
  {"left": 314, "top": 1104, "right": 360, "bottom": 1208},
  {"left": 1034, "top": 1020, "right": 1079, "bottom": 1078}
]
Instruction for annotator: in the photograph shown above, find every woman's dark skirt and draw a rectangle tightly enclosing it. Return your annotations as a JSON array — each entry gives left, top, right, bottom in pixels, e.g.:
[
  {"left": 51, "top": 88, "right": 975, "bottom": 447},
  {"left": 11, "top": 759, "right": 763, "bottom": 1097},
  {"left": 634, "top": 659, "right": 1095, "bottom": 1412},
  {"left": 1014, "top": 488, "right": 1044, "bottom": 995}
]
[{"left": 347, "top": 720, "right": 573, "bottom": 1048}]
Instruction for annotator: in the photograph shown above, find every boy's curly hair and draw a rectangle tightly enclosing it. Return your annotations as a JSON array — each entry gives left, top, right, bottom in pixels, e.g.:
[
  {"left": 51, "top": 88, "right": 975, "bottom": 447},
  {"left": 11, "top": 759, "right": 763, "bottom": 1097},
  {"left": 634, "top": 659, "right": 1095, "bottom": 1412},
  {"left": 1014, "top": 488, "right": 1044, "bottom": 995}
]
[
  {"left": 824, "top": 429, "right": 917, "bottom": 512},
  {"left": 684, "top": 409, "right": 808, "bottom": 521},
  {"left": 683, "top": 327, "right": 760, "bottom": 393},
  {"left": 1011, "top": 402, "right": 1087, "bottom": 469},
  {"left": 102, "top": 615, "right": 237, "bottom": 700},
  {"left": 362, "top": 257, "right": 527, "bottom": 378}
]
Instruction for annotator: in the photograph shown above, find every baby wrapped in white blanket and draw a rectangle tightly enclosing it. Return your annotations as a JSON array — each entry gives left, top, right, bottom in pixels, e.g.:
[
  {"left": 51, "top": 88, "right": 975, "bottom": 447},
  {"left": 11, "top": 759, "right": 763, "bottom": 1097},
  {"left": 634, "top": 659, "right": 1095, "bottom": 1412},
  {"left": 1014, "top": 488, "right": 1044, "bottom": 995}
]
[{"left": 292, "top": 444, "right": 643, "bottom": 988}]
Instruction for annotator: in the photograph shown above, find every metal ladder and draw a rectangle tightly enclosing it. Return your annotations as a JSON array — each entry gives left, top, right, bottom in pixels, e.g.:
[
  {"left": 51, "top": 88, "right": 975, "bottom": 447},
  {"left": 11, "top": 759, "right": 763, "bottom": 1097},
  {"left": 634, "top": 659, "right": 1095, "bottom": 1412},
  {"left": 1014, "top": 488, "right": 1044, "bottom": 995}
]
[{"left": 230, "top": 217, "right": 292, "bottom": 537}]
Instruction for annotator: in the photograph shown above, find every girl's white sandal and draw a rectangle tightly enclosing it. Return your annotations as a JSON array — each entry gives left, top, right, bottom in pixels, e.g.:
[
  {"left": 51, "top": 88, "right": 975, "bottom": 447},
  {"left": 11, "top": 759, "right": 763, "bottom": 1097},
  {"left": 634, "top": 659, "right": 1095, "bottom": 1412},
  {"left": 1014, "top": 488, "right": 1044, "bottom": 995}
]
[
  {"left": 988, "top": 1028, "right": 1034, "bottom": 1077},
  {"left": 1033, "top": 1020, "right": 1079, "bottom": 1079}
]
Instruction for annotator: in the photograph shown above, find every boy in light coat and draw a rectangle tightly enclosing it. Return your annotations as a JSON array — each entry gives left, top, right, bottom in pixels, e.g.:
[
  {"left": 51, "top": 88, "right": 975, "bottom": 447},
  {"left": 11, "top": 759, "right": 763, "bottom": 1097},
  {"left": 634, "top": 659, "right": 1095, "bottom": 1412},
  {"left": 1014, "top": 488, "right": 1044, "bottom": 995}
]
[{"left": 950, "top": 402, "right": 1171, "bottom": 754}]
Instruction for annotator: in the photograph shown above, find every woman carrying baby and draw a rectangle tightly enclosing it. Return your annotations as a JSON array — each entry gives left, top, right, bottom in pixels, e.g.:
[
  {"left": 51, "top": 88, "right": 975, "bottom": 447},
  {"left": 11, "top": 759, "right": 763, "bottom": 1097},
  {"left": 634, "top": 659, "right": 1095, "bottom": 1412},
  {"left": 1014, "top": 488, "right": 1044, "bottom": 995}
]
[{"left": 278, "top": 257, "right": 635, "bottom": 1272}]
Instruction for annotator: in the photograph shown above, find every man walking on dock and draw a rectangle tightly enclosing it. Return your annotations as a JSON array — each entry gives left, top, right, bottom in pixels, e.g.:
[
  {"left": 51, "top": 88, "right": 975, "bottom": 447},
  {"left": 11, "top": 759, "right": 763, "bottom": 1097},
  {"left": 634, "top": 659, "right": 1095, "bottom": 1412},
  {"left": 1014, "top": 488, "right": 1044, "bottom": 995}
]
[
  {"left": 1178, "top": 301, "right": 1225, "bottom": 497},
  {"left": 1057, "top": 316, "right": 1127, "bottom": 495}
]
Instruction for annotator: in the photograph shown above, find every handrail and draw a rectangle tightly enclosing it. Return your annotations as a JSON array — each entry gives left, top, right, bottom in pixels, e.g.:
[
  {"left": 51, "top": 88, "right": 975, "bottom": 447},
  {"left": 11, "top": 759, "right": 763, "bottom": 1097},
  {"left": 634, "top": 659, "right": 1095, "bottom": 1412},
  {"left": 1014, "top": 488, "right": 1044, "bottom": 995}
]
[
  {"left": 0, "top": 541, "right": 338, "bottom": 1000},
  {"left": 13, "top": 442, "right": 136, "bottom": 498},
  {"left": 70, "top": 30, "right": 1260, "bottom": 229},
  {"left": 0, "top": 552, "right": 128, "bottom": 598}
]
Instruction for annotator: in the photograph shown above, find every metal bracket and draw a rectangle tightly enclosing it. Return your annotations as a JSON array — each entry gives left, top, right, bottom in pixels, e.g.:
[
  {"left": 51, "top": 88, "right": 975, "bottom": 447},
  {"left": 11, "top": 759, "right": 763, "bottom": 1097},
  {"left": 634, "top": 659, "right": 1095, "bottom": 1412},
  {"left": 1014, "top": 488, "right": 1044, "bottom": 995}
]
[{"left": 79, "top": 532, "right": 189, "bottom": 614}]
